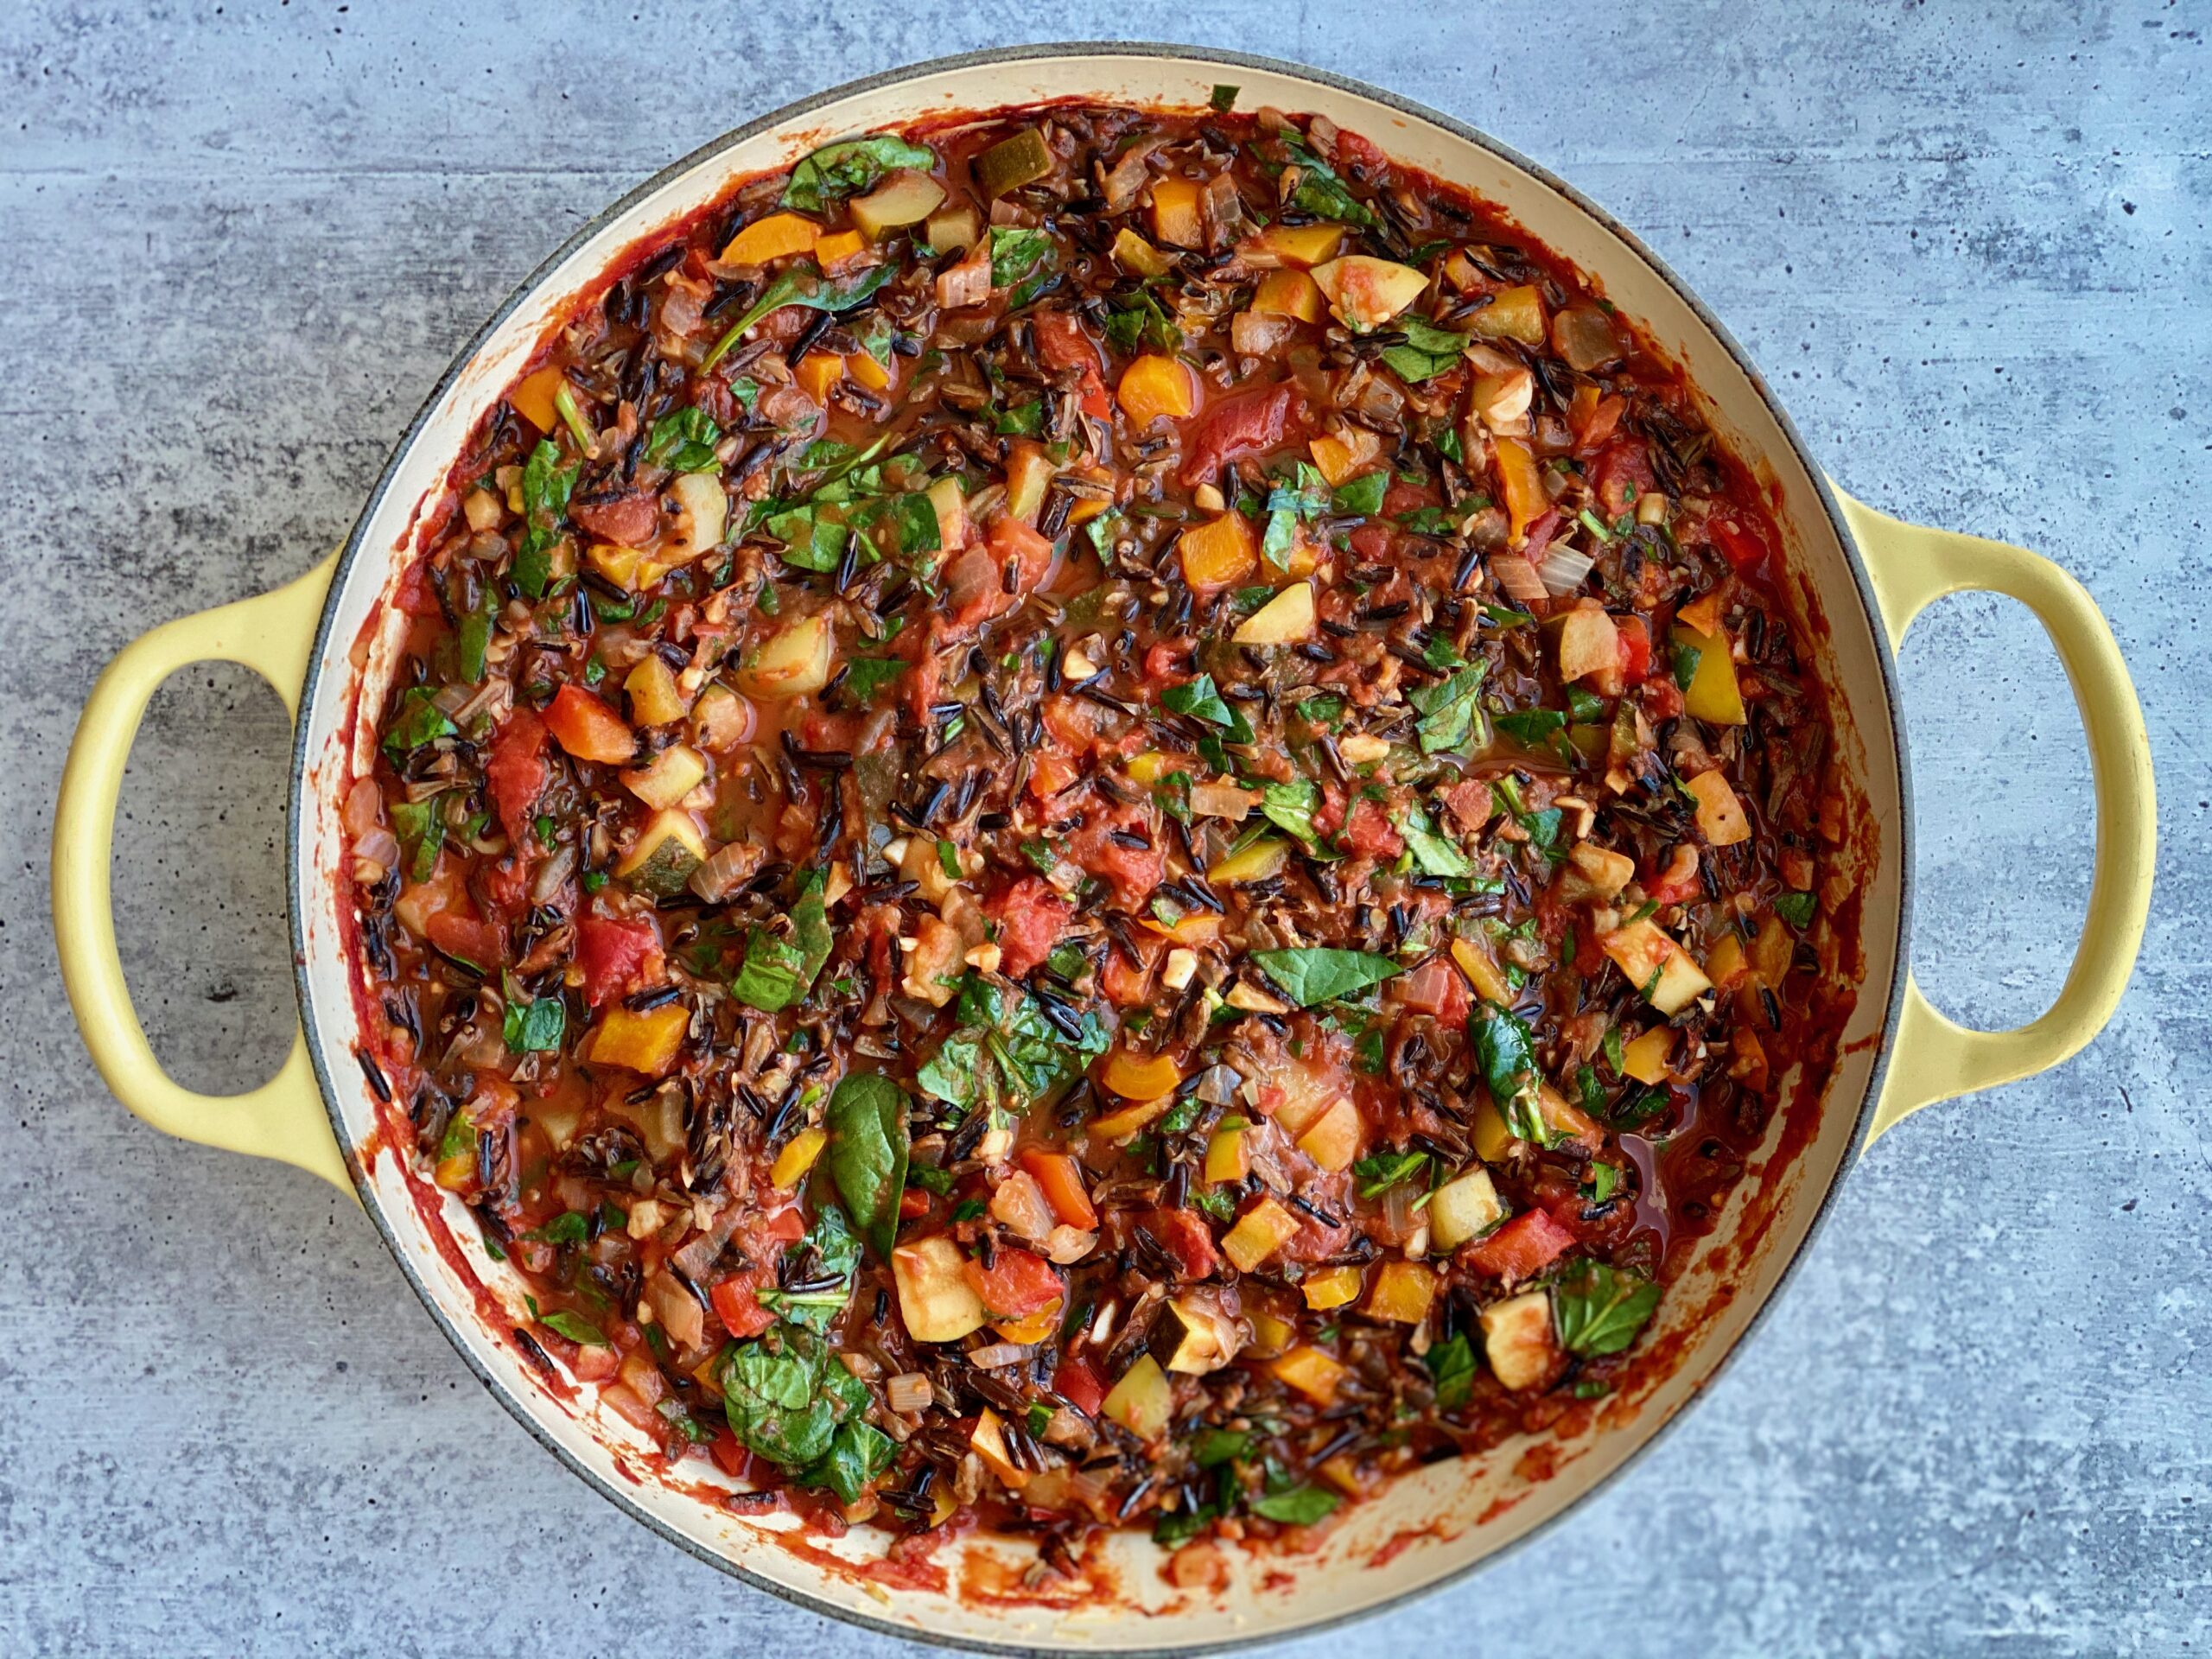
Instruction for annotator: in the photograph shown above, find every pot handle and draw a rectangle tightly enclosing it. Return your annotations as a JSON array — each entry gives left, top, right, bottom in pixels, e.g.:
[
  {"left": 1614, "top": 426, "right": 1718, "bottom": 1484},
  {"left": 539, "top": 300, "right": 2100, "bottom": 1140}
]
[
  {"left": 1834, "top": 487, "right": 2155, "bottom": 1143},
  {"left": 52, "top": 556, "right": 353, "bottom": 1193}
]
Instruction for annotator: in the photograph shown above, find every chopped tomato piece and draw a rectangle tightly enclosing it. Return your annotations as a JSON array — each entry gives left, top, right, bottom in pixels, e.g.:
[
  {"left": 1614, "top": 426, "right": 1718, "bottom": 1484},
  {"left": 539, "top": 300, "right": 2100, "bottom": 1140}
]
[
  {"left": 484, "top": 708, "right": 550, "bottom": 848},
  {"left": 1615, "top": 614, "right": 1653, "bottom": 686},
  {"left": 424, "top": 910, "right": 503, "bottom": 971},
  {"left": 1708, "top": 515, "right": 1772, "bottom": 581},
  {"left": 1054, "top": 1352, "right": 1107, "bottom": 1416},
  {"left": 1590, "top": 441, "right": 1656, "bottom": 520},
  {"left": 710, "top": 1271, "right": 777, "bottom": 1340},
  {"left": 1463, "top": 1210, "right": 1576, "bottom": 1281},
  {"left": 1395, "top": 957, "right": 1469, "bottom": 1024},
  {"left": 984, "top": 876, "right": 1074, "bottom": 979},
  {"left": 543, "top": 684, "right": 635, "bottom": 766},
  {"left": 1338, "top": 797, "right": 1403, "bottom": 860},
  {"left": 898, "top": 1187, "right": 932, "bottom": 1220},
  {"left": 1178, "top": 379, "right": 1304, "bottom": 486},
  {"left": 964, "top": 1248, "right": 1063, "bottom": 1319},
  {"left": 1143, "top": 1206, "right": 1220, "bottom": 1280},
  {"left": 575, "top": 916, "right": 661, "bottom": 1007}
]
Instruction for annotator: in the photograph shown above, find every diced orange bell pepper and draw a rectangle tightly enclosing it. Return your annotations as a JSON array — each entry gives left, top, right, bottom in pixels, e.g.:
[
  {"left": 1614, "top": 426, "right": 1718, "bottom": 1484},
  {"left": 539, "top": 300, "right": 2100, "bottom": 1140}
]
[
  {"left": 1493, "top": 435, "right": 1549, "bottom": 538},
  {"left": 510, "top": 365, "right": 566, "bottom": 434},
  {"left": 1019, "top": 1149, "right": 1098, "bottom": 1230},
  {"left": 1117, "top": 354, "right": 1195, "bottom": 426},
  {"left": 794, "top": 351, "right": 845, "bottom": 404},
  {"left": 720, "top": 211, "right": 820, "bottom": 267},
  {"left": 1250, "top": 270, "right": 1325, "bottom": 324},
  {"left": 1177, "top": 511, "right": 1258, "bottom": 594},
  {"left": 1100, "top": 1046, "right": 1183, "bottom": 1100},
  {"left": 812, "top": 229, "right": 867, "bottom": 271},
  {"left": 588, "top": 1003, "right": 690, "bottom": 1077},
  {"left": 1151, "top": 177, "right": 1204, "bottom": 248}
]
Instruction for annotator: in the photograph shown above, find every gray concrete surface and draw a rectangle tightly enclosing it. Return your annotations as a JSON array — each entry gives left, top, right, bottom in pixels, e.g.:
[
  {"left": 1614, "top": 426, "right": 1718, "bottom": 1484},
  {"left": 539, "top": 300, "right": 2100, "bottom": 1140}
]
[{"left": 4, "top": 2, "right": 2206, "bottom": 1653}]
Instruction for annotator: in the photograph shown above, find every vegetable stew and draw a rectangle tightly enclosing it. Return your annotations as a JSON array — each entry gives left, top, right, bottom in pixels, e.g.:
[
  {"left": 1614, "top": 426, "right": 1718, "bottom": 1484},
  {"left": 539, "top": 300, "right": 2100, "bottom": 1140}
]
[{"left": 346, "top": 98, "right": 1855, "bottom": 1564}]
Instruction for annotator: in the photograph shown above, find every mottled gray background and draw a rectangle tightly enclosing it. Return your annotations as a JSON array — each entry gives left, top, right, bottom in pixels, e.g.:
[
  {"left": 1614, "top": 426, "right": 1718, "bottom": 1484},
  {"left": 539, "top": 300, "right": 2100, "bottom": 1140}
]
[{"left": 4, "top": 2, "right": 2205, "bottom": 1654}]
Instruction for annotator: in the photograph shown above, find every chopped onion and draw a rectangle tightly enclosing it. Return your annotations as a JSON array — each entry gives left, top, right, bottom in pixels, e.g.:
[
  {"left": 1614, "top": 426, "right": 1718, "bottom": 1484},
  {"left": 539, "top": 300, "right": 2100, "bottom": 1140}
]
[
  {"left": 1192, "top": 1065, "right": 1243, "bottom": 1106},
  {"left": 341, "top": 777, "right": 385, "bottom": 839},
  {"left": 1492, "top": 553, "right": 1548, "bottom": 603},
  {"left": 1538, "top": 544, "right": 1596, "bottom": 597},
  {"left": 886, "top": 1371, "right": 934, "bottom": 1414},
  {"left": 966, "top": 1342, "right": 1031, "bottom": 1371},
  {"left": 530, "top": 845, "right": 576, "bottom": 905},
  {"left": 353, "top": 827, "right": 399, "bottom": 874}
]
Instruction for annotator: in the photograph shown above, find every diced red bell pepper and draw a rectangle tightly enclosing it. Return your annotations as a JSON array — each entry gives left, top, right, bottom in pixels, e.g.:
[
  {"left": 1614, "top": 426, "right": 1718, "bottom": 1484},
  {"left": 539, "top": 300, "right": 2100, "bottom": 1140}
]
[
  {"left": 1615, "top": 614, "right": 1653, "bottom": 687},
  {"left": 710, "top": 1270, "right": 776, "bottom": 1340},
  {"left": 575, "top": 915, "right": 662, "bottom": 1008},
  {"left": 984, "top": 876, "right": 1073, "bottom": 979},
  {"left": 1054, "top": 1353, "right": 1107, "bottom": 1416},
  {"left": 483, "top": 708, "right": 550, "bottom": 849},
  {"left": 964, "top": 1248, "right": 1064, "bottom": 1319},
  {"left": 543, "top": 684, "right": 635, "bottom": 766},
  {"left": 1463, "top": 1209, "right": 1577, "bottom": 1281},
  {"left": 1178, "top": 379, "right": 1304, "bottom": 486},
  {"left": 1708, "top": 516, "right": 1772, "bottom": 581},
  {"left": 898, "top": 1187, "right": 932, "bottom": 1220}
]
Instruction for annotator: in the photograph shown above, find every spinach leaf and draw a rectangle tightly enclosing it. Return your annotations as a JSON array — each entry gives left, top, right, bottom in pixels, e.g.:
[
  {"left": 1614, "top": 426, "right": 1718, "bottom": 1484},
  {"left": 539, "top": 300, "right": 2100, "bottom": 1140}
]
[
  {"left": 764, "top": 503, "right": 850, "bottom": 573},
  {"left": 780, "top": 133, "right": 937, "bottom": 214},
  {"left": 701, "top": 261, "right": 899, "bottom": 372},
  {"left": 455, "top": 588, "right": 495, "bottom": 684},
  {"left": 541, "top": 1309, "right": 607, "bottom": 1347},
  {"left": 1553, "top": 1261, "right": 1662, "bottom": 1357},
  {"left": 1395, "top": 803, "right": 1474, "bottom": 878},
  {"left": 1408, "top": 662, "right": 1487, "bottom": 754},
  {"left": 1775, "top": 890, "right": 1816, "bottom": 928},
  {"left": 381, "top": 688, "right": 455, "bottom": 759},
  {"left": 514, "top": 439, "right": 578, "bottom": 597},
  {"left": 1261, "top": 462, "right": 1331, "bottom": 569},
  {"left": 992, "top": 398, "right": 1045, "bottom": 436},
  {"left": 823, "top": 1072, "right": 910, "bottom": 1261},
  {"left": 1422, "top": 1332, "right": 1477, "bottom": 1410},
  {"left": 989, "top": 226, "right": 1058, "bottom": 307},
  {"left": 1249, "top": 947, "right": 1400, "bottom": 1007},
  {"left": 1493, "top": 709, "right": 1567, "bottom": 747},
  {"left": 915, "top": 1033, "right": 984, "bottom": 1109},
  {"left": 1191, "top": 1427, "right": 1253, "bottom": 1467},
  {"left": 1279, "top": 135, "right": 1379, "bottom": 228},
  {"left": 1250, "top": 1484, "right": 1339, "bottom": 1526},
  {"left": 1380, "top": 317, "right": 1470, "bottom": 384},
  {"left": 1259, "top": 777, "right": 1323, "bottom": 846},
  {"left": 1567, "top": 685, "right": 1608, "bottom": 725},
  {"left": 1103, "top": 288, "right": 1182, "bottom": 354},
  {"left": 798, "top": 1374, "right": 896, "bottom": 1503},
  {"left": 524, "top": 1211, "right": 590, "bottom": 1246},
  {"left": 1470, "top": 1003, "right": 1546, "bottom": 1143},
  {"left": 390, "top": 796, "right": 446, "bottom": 881},
  {"left": 1210, "top": 84, "right": 1240, "bottom": 112},
  {"left": 721, "top": 1325, "right": 844, "bottom": 1467},
  {"left": 1329, "top": 471, "right": 1389, "bottom": 517},
  {"left": 837, "top": 656, "right": 906, "bottom": 707},
  {"left": 730, "top": 872, "right": 831, "bottom": 1012},
  {"left": 501, "top": 978, "right": 566, "bottom": 1053},
  {"left": 1161, "top": 673, "right": 1255, "bottom": 743},
  {"left": 760, "top": 1204, "right": 863, "bottom": 1331},
  {"left": 644, "top": 405, "right": 724, "bottom": 473},
  {"left": 1352, "top": 1148, "right": 1429, "bottom": 1198}
]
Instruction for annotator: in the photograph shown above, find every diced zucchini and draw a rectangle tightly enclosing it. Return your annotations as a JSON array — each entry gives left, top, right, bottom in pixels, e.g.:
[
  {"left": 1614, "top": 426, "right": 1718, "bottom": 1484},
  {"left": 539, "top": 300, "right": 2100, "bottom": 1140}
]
[
  {"left": 623, "top": 656, "right": 687, "bottom": 727},
  {"left": 613, "top": 808, "right": 706, "bottom": 898},
  {"left": 850, "top": 169, "right": 945, "bottom": 239},
  {"left": 1365, "top": 1260, "right": 1437, "bottom": 1325},
  {"left": 1101, "top": 1352, "right": 1173, "bottom": 1438},
  {"left": 620, "top": 743, "right": 705, "bottom": 810},
  {"left": 1599, "top": 918, "right": 1713, "bottom": 1015},
  {"left": 1310, "top": 256, "right": 1429, "bottom": 330},
  {"left": 1301, "top": 1266, "right": 1363, "bottom": 1312},
  {"left": 976, "top": 128, "right": 1053, "bottom": 197},
  {"left": 1147, "top": 1296, "right": 1243, "bottom": 1376},
  {"left": 1294, "top": 1097, "right": 1362, "bottom": 1173},
  {"left": 1230, "top": 581, "right": 1316, "bottom": 645},
  {"left": 736, "top": 612, "right": 835, "bottom": 700},
  {"left": 891, "top": 1235, "right": 988, "bottom": 1343},
  {"left": 1675, "top": 624, "right": 1747, "bottom": 725},
  {"left": 1428, "top": 1166, "right": 1508, "bottom": 1250},
  {"left": 1686, "top": 768, "right": 1751, "bottom": 845},
  {"left": 1221, "top": 1197, "right": 1301, "bottom": 1273}
]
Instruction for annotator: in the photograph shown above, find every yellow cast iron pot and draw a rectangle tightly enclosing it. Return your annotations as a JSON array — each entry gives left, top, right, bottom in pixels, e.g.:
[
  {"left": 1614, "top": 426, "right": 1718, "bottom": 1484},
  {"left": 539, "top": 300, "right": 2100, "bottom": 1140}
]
[{"left": 49, "top": 44, "right": 2155, "bottom": 1654}]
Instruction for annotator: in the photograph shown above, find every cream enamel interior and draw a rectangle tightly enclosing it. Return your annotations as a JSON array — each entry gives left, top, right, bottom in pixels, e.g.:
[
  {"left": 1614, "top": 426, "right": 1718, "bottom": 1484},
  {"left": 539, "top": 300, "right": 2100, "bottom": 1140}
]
[{"left": 292, "top": 48, "right": 1904, "bottom": 1651}]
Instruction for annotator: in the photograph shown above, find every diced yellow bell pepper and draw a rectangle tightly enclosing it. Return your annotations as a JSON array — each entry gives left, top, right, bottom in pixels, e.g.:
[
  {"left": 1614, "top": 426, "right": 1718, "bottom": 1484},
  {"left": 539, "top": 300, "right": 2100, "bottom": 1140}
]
[
  {"left": 1270, "top": 1344, "right": 1350, "bottom": 1405},
  {"left": 1151, "top": 177, "right": 1204, "bottom": 248},
  {"left": 1675, "top": 625, "right": 1747, "bottom": 725},
  {"left": 1256, "top": 222, "right": 1346, "bottom": 268},
  {"left": 770, "top": 1126, "right": 827, "bottom": 1190},
  {"left": 1365, "top": 1260, "right": 1437, "bottom": 1325},
  {"left": 1250, "top": 269, "right": 1325, "bottom": 323},
  {"left": 1294, "top": 1097, "right": 1362, "bottom": 1173},
  {"left": 1301, "top": 1265, "right": 1363, "bottom": 1311},
  {"left": 1203, "top": 1127, "right": 1249, "bottom": 1184},
  {"left": 623, "top": 656, "right": 688, "bottom": 727},
  {"left": 1451, "top": 937, "right": 1515, "bottom": 1007},
  {"left": 1222, "top": 1197, "right": 1301, "bottom": 1273},
  {"left": 1493, "top": 435, "right": 1549, "bottom": 538},
  {"left": 1621, "top": 1027, "right": 1675, "bottom": 1084},
  {"left": 795, "top": 351, "right": 845, "bottom": 404},
  {"left": 1177, "top": 511, "right": 1259, "bottom": 594},
  {"left": 1090, "top": 1094, "right": 1172, "bottom": 1142},
  {"left": 1206, "top": 836, "right": 1288, "bottom": 887},
  {"left": 510, "top": 365, "right": 566, "bottom": 434},
  {"left": 846, "top": 351, "right": 891, "bottom": 392},
  {"left": 1246, "top": 1308, "right": 1295, "bottom": 1358},
  {"left": 969, "top": 1407, "right": 1032, "bottom": 1487},
  {"left": 1465, "top": 283, "right": 1548, "bottom": 346},
  {"left": 588, "top": 1004, "right": 690, "bottom": 1077}
]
